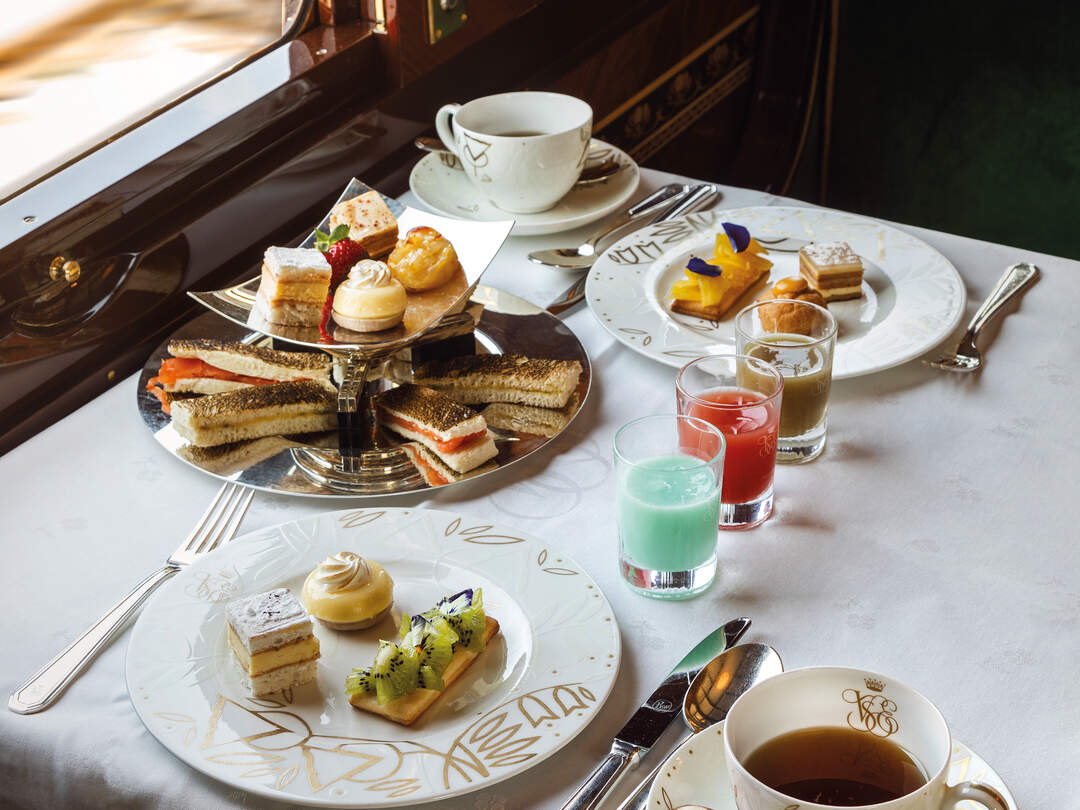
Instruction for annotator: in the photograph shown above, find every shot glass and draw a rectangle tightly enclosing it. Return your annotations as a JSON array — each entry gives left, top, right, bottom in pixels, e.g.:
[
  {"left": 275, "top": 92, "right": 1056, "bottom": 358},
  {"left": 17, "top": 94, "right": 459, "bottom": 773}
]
[
  {"left": 676, "top": 354, "right": 783, "bottom": 530},
  {"left": 735, "top": 299, "right": 837, "bottom": 463},
  {"left": 613, "top": 414, "right": 725, "bottom": 599}
]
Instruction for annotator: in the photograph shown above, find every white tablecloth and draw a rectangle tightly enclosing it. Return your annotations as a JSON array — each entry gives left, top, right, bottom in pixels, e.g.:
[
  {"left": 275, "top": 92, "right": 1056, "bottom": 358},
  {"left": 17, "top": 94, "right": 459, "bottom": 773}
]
[{"left": 2, "top": 169, "right": 1077, "bottom": 809}]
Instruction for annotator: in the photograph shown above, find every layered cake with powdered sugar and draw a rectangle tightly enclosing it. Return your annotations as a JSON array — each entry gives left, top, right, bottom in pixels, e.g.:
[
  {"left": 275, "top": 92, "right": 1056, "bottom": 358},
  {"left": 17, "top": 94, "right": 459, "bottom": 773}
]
[
  {"left": 798, "top": 241, "right": 864, "bottom": 302},
  {"left": 225, "top": 588, "right": 321, "bottom": 696}
]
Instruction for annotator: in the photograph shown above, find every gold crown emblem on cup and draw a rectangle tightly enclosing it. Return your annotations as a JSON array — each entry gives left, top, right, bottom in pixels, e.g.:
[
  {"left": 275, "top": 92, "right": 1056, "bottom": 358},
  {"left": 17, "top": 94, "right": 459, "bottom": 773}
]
[{"left": 864, "top": 677, "right": 885, "bottom": 692}]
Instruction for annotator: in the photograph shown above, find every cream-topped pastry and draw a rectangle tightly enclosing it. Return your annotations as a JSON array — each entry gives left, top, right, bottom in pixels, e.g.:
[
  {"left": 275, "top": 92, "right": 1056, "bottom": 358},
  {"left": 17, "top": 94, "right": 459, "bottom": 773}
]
[
  {"left": 301, "top": 552, "right": 395, "bottom": 630},
  {"left": 331, "top": 260, "right": 408, "bottom": 332}
]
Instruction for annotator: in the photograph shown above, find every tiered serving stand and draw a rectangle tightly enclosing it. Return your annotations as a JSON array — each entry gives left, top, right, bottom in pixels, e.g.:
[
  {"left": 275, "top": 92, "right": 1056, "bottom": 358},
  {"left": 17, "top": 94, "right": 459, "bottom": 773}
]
[{"left": 139, "top": 180, "right": 591, "bottom": 497}]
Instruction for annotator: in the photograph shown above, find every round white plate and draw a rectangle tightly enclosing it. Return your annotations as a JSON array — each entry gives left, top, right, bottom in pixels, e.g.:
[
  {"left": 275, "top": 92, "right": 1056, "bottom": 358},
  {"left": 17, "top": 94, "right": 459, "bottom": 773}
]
[
  {"left": 649, "top": 722, "right": 1017, "bottom": 810},
  {"left": 409, "top": 139, "right": 640, "bottom": 236},
  {"left": 127, "top": 507, "right": 620, "bottom": 807},
  {"left": 585, "top": 206, "right": 967, "bottom": 379}
]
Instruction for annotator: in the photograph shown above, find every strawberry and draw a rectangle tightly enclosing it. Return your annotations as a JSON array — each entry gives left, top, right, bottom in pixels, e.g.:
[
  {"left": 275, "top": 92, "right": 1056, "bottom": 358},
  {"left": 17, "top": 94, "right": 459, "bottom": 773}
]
[{"left": 315, "top": 224, "right": 367, "bottom": 286}]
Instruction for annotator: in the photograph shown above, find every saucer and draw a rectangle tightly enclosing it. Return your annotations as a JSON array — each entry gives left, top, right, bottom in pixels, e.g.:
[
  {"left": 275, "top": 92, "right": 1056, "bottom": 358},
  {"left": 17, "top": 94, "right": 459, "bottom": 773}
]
[
  {"left": 648, "top": 722, "right": 1017, "bottom": 810},
  {"left": 409, "top": 138, "right": 640, "bottom": 236}
]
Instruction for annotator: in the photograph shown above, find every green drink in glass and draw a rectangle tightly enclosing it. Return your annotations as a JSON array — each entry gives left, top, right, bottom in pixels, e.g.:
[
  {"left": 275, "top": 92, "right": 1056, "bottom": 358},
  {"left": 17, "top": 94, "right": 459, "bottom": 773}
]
[{"left": 613, "top": 414, "right": 725, "bottom": 599}]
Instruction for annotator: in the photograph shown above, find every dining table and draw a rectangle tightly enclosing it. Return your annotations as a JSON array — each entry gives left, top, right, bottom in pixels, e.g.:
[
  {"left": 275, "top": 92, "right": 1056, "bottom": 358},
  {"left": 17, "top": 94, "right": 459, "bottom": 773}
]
[{"left": 2, "top": 167, "right": 1077, "bottom": 810}]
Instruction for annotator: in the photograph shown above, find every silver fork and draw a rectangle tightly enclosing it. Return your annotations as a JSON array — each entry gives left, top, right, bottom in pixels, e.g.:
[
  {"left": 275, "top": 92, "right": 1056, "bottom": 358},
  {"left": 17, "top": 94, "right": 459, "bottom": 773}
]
[
  {"left": 8, "top": 481, "right": 254, "bottom": 714},
  {"left": 924, "top": 262, "right": 1040, "bottom": 372}
]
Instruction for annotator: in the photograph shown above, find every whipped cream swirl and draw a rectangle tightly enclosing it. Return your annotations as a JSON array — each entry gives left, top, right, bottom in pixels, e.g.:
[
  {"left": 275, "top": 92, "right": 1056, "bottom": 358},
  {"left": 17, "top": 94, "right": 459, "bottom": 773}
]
[
  {"left": 314, "top": 551, "right": 372, "bottom": 592},
  {"left": 344, "top": 259, "right": 393, "bottom": 289}
]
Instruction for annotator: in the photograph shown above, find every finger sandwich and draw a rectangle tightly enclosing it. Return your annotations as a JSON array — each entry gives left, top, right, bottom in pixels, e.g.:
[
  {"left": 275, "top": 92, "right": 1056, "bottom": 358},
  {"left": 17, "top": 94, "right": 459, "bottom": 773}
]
[
  {"left": 171, "top": 380, "right": 337, "bottom": 447},
  {"left": 149, "top": 339, "right": 333, "bottom": 396},
  {"left": 375, "top": 384, "right": 497, "bottom": 474},
  {"left": 413, "top": 354, "right": 582, "bottom": 409},
  {"left": 226, "top": 588, "right": 321, "bottom": 697},
  {"left": 254, "top": 246, "right": 332, "bottom": 326}
]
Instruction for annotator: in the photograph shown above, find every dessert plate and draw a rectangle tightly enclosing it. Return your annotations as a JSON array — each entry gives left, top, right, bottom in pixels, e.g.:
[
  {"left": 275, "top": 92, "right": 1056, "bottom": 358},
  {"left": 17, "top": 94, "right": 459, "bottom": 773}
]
[
  {"left": 585, "top": 206, "right": 967, "bottom": 379},
  {"left": 647, "top": 721, "right": 1016, "bottom": 809},
  {"left": 127, "top": 507, "right": 620, "bottom": 808},
  {"left": 137, "top": 285, "right": 591, "bottom": 498},
  {"left": 409, "top": 139, "right": 640, "bottom": 236}
]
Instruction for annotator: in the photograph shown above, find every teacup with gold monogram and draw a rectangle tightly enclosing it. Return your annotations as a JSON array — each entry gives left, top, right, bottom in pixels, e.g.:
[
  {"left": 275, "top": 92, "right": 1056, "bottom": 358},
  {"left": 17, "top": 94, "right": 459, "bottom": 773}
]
[{"left": 723, "top": 667, "right": 1010, "bottom": 809}]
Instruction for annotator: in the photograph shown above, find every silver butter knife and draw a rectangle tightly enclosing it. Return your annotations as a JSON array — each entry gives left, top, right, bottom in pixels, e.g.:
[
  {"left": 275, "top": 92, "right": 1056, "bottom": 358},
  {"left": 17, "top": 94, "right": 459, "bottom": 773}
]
[
  {"left": 560, "top": 616, "right": 750, "bottom": 810},
  {"left": 546, "top": 183, "right": 720, "bottom": 316}
]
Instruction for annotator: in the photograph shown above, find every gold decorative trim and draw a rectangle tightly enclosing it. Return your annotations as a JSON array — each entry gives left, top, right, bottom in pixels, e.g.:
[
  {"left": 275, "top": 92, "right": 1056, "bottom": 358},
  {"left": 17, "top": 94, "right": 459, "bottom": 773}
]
[{"left": 153, "top": 682, "right": 598, "bottom": 799}]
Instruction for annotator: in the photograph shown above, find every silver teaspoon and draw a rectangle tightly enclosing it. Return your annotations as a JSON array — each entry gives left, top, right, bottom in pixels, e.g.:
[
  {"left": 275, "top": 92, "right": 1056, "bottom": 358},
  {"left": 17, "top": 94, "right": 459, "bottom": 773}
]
[{"left": 616, "top": 643, "right": 783, "bottom": 810}]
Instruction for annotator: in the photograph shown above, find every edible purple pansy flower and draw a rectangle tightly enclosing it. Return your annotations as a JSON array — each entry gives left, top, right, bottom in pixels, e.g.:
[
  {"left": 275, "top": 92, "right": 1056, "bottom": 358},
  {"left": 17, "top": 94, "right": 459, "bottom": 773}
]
[
  {"left": 687, "top": 257, "right": 723, "bottom": 277},
  {"left": 722, "top": 222, "right": 751, "bottom": 253}
]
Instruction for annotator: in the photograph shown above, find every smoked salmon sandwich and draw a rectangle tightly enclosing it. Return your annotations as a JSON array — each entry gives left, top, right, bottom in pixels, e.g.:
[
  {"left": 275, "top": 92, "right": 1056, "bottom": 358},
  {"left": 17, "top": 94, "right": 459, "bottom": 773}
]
[
  {"left": 146, "top": 339, "right": 334, "bottom": 413},
  {"left": 375, "top": 384, "right": 497, "bottom": 474}
]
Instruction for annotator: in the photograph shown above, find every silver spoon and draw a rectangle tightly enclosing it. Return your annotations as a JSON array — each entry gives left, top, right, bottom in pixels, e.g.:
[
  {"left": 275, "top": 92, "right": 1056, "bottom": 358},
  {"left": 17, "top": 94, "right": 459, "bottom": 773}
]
[
  {"left": 414, "top": 136, "right": 624, "bottom": 185},
  {"left": 616, "top": 643, "right": 783, "bottom": 810},
  {"left": 530, "top": 183, "right": 691, "bottom": 271}
]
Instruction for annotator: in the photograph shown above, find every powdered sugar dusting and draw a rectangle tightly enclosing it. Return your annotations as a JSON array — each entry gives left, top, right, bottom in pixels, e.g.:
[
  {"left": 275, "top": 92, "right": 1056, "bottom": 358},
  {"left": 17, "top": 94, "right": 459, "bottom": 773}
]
[{"left": 802, "top": 241, "right": 860, "bottom": 266}]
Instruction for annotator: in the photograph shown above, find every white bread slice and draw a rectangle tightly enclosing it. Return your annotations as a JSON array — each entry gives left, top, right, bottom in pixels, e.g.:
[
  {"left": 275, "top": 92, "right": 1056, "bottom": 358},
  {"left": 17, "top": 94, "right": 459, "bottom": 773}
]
[
  {"left": 164, "top": 377, "right": 251, "bottom": 395},
  {"left": 348, "top": 616, "right": 499, "bottom": 725},
  {"left": 171, "top": 380, "right": 337, "bottom": 447},
  {"left": 329, "top": 191, "right": 399, "bottom": 257},
  {"left": 375, "top": 384, "right": 486, "bottom": 442},
  {"left": 401, "top": 443, "right": 498, "bottom": 486},
  {"left": 166, "top": 339, "right": 332, "bottom": 384},
  {"left": 414, "top": 354, "right": 582, "bottom": 409},
  {"left": 481, "top": 397, "right": 577, "bottom": 438}
]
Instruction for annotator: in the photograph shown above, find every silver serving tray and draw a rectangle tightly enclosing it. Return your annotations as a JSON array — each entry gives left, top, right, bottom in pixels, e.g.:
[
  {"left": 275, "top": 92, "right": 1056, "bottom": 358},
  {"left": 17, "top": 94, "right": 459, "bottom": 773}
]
[
  {"left": 138, "top": 285, "right": 591, "bottom": 498},
  {"left": 189, "top": 177, "right": 514, "bottom": 353}
]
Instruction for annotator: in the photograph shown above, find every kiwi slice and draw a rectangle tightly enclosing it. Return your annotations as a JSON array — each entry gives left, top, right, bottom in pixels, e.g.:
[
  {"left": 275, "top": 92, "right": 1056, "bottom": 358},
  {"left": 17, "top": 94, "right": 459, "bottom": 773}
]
[
  {"left": 401, "top": 614, "right": 457, "bottom": 675},
  {"left": 372, "top": 640, "right": 419, "bottom": 705},
  {"left": 425, "top": 588, "right": 486, "bottom": 653},
  {"left": 416, "top": 664, "right": 445, "bottom": 691},
  {"left": 345, "top": 667, "right": 376, "bottom": 696}
]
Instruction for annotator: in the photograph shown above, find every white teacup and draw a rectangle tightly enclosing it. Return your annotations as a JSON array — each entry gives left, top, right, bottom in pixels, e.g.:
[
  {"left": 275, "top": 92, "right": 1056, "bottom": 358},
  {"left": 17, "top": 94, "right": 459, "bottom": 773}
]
[
  {"left": 434, "top": 91, "right": 592, "bottom": 214},
  {"left": 723, "top": 667, "right": 1009, "bottom": 810}
]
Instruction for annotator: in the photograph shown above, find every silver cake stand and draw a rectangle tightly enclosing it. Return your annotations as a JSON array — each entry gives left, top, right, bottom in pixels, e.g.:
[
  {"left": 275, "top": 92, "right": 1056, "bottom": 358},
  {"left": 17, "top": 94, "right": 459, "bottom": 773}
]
[{"left": 138, "top": 285, "right": 592, "bottom": 498}]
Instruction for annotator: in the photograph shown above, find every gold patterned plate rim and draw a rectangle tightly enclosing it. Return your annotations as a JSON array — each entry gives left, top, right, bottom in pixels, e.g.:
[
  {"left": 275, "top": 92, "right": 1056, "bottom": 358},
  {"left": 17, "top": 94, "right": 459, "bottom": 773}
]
[
  {"left": 126, "top": 507, "right": 621, "bottom": 807},
  {"left": 646, "top": 721, "right": 1017, "bottom": 810},
  {"left": 584, "top": 206, "right": 967, "bottom": 379}
]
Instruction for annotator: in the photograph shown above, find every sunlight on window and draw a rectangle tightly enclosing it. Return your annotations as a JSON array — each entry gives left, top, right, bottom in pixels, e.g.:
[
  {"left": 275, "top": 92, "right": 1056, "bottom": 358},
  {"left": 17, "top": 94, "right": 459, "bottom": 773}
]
[{"left": 0, "top": 0, "right": 284, "bottom": 201}]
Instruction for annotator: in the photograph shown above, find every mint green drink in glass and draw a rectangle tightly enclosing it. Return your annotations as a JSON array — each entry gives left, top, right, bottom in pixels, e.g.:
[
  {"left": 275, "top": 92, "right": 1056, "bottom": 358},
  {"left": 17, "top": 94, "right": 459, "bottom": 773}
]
[{"left": 614, "top": 414, "right": 725, "bottom": 599}]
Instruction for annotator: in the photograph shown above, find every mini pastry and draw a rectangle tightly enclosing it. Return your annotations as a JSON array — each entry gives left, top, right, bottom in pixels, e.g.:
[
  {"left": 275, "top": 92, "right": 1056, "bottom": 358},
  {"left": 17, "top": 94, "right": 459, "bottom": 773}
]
[
  {"left": 301, "top": 552, "right": 395, "bottom": 630},
  {"left": 798, "top": 241, "right": 864, "bottom": 302},
  {"left": 387, "top": 226, "right": 462, "bottom": 292},
  {"left": 254, "top": 246, "right": 332, "bottom": 326},
  {"left": 328, "top": 190, "right": 399, "bottom": 258},
  {"left": 345, "top": 589, "right": 500, "bottom": 725},
  {"left": 756, "top": 276, "right": 828, "bottom": 335},
  {"left": 413, "top": 354, "right": 583, "bottom": 409},
  {"left": 225, "top": 588, "right": 320, "bottom": 697},
  {"left": 670, "top": 223, "right": 773, "bottom": 320},
  {"left": 331, "top": 260, "right": 408, "bottom": 332}
]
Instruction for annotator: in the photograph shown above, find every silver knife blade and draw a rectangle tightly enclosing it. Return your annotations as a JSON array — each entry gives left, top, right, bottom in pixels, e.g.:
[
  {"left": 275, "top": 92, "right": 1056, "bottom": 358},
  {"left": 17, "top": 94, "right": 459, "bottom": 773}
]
[
  {"left": 560, "top": 617, "right": 750, "bottom": 810},
  {"left": 613, "top": 616, "right": 749, "bottom": 750}
]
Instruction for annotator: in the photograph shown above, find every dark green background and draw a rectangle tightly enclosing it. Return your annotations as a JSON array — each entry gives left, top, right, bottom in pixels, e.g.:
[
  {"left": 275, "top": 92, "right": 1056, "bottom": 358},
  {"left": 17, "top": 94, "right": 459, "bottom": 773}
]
[{"left": 823, "top": 1, "right": 1079, "bottom": 258}]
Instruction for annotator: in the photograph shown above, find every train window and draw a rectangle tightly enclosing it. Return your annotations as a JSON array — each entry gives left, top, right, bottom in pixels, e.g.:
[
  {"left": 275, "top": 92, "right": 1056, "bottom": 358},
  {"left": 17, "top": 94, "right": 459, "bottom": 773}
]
[{"left": 0, "top": 0, "right": 310, "bottom": 202}]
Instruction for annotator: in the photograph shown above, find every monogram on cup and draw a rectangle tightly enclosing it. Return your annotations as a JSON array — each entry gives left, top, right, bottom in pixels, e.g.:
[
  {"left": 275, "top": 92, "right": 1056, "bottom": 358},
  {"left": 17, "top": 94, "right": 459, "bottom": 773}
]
[{"left": 841, "top": 677, "right": 899, "bottom": 738}]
